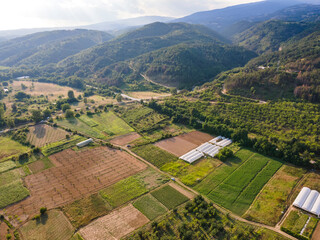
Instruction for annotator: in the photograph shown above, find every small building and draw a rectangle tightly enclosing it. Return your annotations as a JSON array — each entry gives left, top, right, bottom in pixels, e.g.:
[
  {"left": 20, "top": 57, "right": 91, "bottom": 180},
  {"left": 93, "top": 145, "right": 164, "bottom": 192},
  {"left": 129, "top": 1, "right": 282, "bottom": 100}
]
[{"left": 76, "top": 138, "right": 93, "bottom": 148}]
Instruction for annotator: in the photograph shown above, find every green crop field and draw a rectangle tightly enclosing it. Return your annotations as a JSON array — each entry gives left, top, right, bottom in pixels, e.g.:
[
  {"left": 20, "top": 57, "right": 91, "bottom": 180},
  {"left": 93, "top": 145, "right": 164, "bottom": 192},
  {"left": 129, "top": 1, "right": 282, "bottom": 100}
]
[
  {"left": 281, "top": 210, "right": 315, "bottom": 239},
  {"left": 0, "top": 137, "right": 30, "bottom": 162},
  {"left": 151, "top": 185, "right": 189, "bottom": 209},
  {"left": 195, "top": 149, "right": 282, "bottom": 215},
  {"left": 41, "top": 135, "right": 85, "bottom": 156},
  {"left": 162, "top": 158, "right": 221, "bottom": 186},
  {"left": 132, "top": 144, "right": 177, "bottom": 168},
  {"left": 57, "top": 111, "right": 134, "bottom": 140},
  {"left": 20, "top": 210, "right": 74, "bottom": 240},
  {"left": 133, "top": 194, "right": 167, "bottom": 220},
  {"left": 303, "top": 217, "right": 319, "bottom": 239},
  {"left": 0, "top": 169, "right": 29, "bottom": 208},
  {"left": 63, "top": 193, "right": 112, "bottom": 228},
  {"left": 244, "top": 165, "right": 306, "bottom": 225},
  {"left": 0, "top": 160, "right": 16, "bottom": 173},
  {"left": 99, "top": 176, "right": 148, "bottom": 208}
]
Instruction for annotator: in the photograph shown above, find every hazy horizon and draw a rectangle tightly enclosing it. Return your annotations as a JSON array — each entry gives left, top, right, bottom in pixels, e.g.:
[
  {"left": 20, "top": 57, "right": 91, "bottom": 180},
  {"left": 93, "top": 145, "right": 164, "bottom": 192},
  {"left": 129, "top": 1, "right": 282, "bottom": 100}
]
[{"left": 0, "top": 0, "right": 265, "bottom": 31}]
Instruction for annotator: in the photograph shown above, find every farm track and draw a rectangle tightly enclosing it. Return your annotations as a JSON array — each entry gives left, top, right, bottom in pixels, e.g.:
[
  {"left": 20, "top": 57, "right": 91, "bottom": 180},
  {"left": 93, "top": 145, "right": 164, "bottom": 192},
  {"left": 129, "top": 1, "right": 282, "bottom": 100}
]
[{"left": 119, "top": 145, "right": 297, "bottom": 240}]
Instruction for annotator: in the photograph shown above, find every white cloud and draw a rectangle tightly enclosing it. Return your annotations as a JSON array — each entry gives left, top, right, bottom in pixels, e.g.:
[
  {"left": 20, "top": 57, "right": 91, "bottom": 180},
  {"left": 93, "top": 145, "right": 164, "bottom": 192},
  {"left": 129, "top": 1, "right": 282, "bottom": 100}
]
[{"left": 0, "top": 0, "right": 262, "bottom": 30}]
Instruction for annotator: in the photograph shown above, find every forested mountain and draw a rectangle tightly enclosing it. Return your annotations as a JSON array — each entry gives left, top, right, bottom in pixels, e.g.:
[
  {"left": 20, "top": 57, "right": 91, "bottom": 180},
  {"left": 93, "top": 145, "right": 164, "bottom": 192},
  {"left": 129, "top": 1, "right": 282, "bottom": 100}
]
[
  {"left": 0, "top": 29, "right": 113, "bottom": 67},
  {"left": 233, "top": 21, "right": 313, "bottom": 54},
  {"left": 221, "top": 27, "right": 320, "bottom": 102},
  {"left": 46, "top": 22, "right": 255, "bottom": 89}
]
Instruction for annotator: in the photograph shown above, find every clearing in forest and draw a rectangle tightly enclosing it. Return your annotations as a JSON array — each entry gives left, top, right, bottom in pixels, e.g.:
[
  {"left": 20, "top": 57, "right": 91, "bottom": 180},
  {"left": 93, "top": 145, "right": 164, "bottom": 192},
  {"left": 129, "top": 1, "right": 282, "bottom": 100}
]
[
  {"left": 6, "top": 147, "right": 146, "bottom": 218},
  {"left": 79, "top": 204, "right": 149, "bottom": 240},
  {"left": 27, "top": 124, "right": 68, "bottom": 147}
]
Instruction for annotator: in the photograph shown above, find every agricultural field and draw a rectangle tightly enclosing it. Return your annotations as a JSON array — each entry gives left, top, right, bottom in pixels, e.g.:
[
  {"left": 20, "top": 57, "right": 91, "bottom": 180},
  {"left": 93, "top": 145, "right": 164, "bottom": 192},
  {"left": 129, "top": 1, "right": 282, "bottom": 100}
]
[
  {"left": 27, "top": 124, "right": 68, "bottom": 147},
  {"left": 195, "top": 149, "right": 282, "bottom": 215},
  {"left": 151, "top": 185, "right": 189, "bottom": 210},
  {"left": 56, "top": 111, "right": 134, "bottom": 140},
  {"left": 0, "top": 136, "right": 30, "bottom": 162},
  {"left": 126, "top": 91, "right": 171, "bottom": 99},
  {"left": 28, "top": 157, "right": 54, "bottom": 174},
  {"left": 11, "top": 80, "right": 82, "bottom": 101},
  {"left": 0, "top": 168, "right": 29, "bottom": 208},
  {"left": 79, "top": 204, "right": 149, "bottom": 240},
  {"left": 20, "top": 210, "right": 74, "bottom": 240},
  {"left": 133, "top": 195, "right": 167, "bottom": 220},
  {"left": 155, "top": 130, "right": 214, "bottom": 156},
  {"left": 99, "top": 176, "right": 148, "bottom": 208},
  {"left": 281, "top": 210, "right": 318, "bottom": 239},
  {"left": 110, "top": 132, "right": 141, "bottom": 146},
  {"left": 132, "top": 144, "right": 177, "bottom": 168},
  {"left": 5, "top": 146, "right": 146, "bottom": 218},
  {"left": 63, "top": 193, "right": 113, "bottom": 228},
  {"left": 115, "top": 104, "right": 168, "bottom": 133},
  {"left": 0, "top": 160, "right": 16, "bottom": 173},
  {"left": 41, "top": 135, "right": 85, "bottom": 156},
  {"left": 126, "top": 195, "right": 288, "bottom": 240},
  {"left": 161, "top": 157, "right": 222, "bottom": 186},
  {"left": 244, "top": 165, "right": 306, "bottom": 225}
]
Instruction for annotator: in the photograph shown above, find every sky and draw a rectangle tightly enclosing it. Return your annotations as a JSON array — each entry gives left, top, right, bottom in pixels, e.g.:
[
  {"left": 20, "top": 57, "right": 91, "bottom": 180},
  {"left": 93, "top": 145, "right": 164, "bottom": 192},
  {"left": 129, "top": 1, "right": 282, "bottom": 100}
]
[{"left": 0, "top": 0, "right": 264, "bottom": 30}]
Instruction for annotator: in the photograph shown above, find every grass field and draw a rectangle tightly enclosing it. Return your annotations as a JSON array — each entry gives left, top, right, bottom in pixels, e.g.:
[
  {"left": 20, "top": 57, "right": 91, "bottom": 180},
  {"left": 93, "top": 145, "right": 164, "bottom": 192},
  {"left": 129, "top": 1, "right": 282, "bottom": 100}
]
[
  {"left": 0, "top": 160, "right": 16, "bottom": 173},
  {"left": 281, "top": 210, "right": 317, "bottom": 239},
  {"left": 151, "top": 185, "right": 189, "bottom": 210},
  {"left": 0, "top": 169, "right": 29, "bottom": 208},
  {"left": 126, "top": 91, "right": 171, "bottom": 99},
  {"left": 195, "top": 149, "right": 282, "bottom": 215},
  {"left": 20, "top": 210, "right": 74, "bottom": 240},
  {"left": 0, "top": 137, "right": 30, "bottom": 162},
  {"left": 244, "top": 165, "right": 306, "bottom": 225},
  {"left": 70, "top": 233, "right": 84, "bottom": 240},
  {"left": 57, "top": 112, "right": 134, "bottom": 140},
  {"left": 162, "top": 158, "right": 221, "bottom": 186},
  {"left": 41, "top": 135, "right": 85, "bottom": 156},
  {"left": 99, "top": 176, "right": 148, "bottom": 208},
  {"left": 133, "top": 195, "right": 167, "bottom": 220},
  {"left": 132, "top": 144, "right": 177, "bottom": 168},
  {"left": 63, "top": 194, "right": 112, "bottom": 228}
]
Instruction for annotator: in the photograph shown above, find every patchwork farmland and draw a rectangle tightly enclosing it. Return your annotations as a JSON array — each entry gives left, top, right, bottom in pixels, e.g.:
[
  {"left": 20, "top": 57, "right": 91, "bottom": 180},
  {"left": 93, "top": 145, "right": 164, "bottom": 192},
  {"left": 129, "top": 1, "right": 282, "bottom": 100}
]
[
  {"left": 27, "top": 124, "right": 68, "bottom": 147},
  {"left": 195, "top": 149, "right": 282, "bottom": 215},
  {"left": 6, "top": 147, "right": 146, "bottom": 218}
]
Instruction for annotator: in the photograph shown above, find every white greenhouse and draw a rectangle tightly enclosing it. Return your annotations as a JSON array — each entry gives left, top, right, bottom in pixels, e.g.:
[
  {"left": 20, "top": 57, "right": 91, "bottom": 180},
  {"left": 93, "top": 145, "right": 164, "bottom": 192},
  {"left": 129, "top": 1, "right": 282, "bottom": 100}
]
[
  {"left": 179, "top": 149, "right": 204, "bottom": 164},
  {"left": 293, "top": 187, "right": 320, "bottom": 217},
  {"left": 76, "top": 138, "right": 93, "bottom": 148}
]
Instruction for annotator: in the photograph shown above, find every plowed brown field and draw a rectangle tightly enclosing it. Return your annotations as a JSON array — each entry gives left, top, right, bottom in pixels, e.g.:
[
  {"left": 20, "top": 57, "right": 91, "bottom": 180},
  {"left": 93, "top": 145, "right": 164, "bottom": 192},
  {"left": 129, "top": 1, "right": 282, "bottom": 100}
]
[
  {"left": 80, "top": 204, "right": 149, "bottom": 240},
  {"left": 27, "top": 124, "right": 68, "bottom": 147},
  {"left": 6, "top": 147, "right": 146, "bottom": 219},
  {"left": 155, "top": 131, "right": 214, "bottom": 156}
]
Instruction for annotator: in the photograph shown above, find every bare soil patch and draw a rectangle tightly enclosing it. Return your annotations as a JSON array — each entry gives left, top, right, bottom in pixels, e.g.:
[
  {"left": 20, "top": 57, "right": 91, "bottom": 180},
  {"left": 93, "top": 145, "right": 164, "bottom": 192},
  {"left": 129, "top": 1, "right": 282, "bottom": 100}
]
[
  {"left": 312, "top": 222, "right": 320, "bottom": 240},
  {"left": 6, "top": 147, "right": 146, "bottom": 219},
  {"left": 110, "top": 132, "right": 141, "bottom": 146},
  {"left": 155, "top": 131, "right": 214, "bottom": 156},
  {"left": 155, "top": 137, "right": 197, "bottom": 156},
  {"left": 27, "top": 124, "right": 68, "bottom": 147},
  {"left": 28, "top": 161, "right": 45, "bottom": 174},
  {"left": 177, "top": 131, "right": 214, "bottom": 146},
  {"left": 80, "top": 204, "right": 149, "bottom": 240}
]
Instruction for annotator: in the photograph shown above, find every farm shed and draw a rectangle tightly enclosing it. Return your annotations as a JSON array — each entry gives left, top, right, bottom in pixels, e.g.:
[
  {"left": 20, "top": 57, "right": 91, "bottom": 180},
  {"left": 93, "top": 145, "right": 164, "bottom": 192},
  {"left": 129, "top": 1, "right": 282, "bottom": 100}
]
[
  {"left": 76, "top": 138, "right": 93, "bottom": 147},
  {"left": 179, "top": 149, "right": 204, "bottom": 164},
  {"left": 293, "top": 187, "right": 320, "bottom": 217}
]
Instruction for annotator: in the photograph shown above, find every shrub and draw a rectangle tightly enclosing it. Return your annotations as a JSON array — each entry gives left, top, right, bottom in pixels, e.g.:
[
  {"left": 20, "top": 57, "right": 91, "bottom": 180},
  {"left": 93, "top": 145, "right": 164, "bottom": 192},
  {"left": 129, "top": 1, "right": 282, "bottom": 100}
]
[{"left": 40, "top": 207, "right": 47, "bottom": 215}]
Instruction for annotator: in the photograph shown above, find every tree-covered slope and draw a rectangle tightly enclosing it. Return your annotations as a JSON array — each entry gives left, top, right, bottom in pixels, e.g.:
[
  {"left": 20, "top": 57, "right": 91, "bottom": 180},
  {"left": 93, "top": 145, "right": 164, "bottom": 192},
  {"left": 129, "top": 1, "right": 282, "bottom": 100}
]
[
  {"left": 233, "top": 20, "right": 312, "bottom": 54},
  {"left": 221, "top": 28, "right": 320, "bottom": 102},
  {"left": 0, "top": 29, "right": 113, "bottom": 67}
]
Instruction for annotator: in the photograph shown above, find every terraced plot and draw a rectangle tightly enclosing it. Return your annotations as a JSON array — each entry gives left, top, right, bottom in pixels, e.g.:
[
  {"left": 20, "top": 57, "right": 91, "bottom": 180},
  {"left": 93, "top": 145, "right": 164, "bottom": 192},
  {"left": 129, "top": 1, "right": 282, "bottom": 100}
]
[{"left": 195, "top": 149, "right": 282, "bottom": 215}]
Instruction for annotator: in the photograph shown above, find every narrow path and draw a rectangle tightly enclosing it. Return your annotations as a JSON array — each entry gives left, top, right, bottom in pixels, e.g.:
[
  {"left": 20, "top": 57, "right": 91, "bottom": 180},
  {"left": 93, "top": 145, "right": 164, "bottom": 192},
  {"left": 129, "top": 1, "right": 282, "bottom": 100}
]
[{"left": 140, "top": 73, "right": 171, "bottom": 89}]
